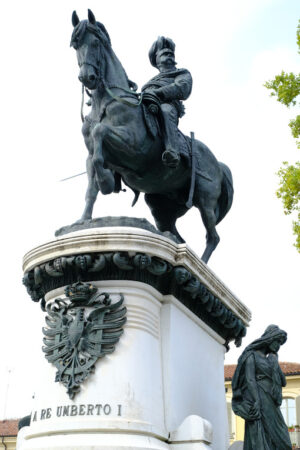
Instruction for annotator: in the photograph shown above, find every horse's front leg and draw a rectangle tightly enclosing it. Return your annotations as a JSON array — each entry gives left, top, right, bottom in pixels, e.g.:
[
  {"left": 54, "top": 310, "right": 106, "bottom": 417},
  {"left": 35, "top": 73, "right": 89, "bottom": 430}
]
[
  {"left": 80, "top": 154, "right": 98, "bottom": 220},
  {"left": 92, "top": 123, "right": 115, "bottom": 195}
]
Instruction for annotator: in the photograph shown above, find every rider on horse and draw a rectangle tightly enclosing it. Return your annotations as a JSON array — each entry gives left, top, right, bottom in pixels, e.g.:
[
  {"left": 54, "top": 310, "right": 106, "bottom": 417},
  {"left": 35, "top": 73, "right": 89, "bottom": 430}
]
[
  {"left": 142, "top": 36, "right": 193, "bottom": 168},
  {"left": 70, "top": 11, "right": 234, "bottom": 263}
]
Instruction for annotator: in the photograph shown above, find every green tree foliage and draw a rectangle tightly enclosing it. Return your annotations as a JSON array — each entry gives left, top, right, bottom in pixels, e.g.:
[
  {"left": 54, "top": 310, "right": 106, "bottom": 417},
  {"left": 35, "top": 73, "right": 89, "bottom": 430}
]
[
  {"left": 277, "top": 162, "right": 300, "bottom": 250},
  {"left": 264, "top": 20, "right": 300, "bottom": 252}
]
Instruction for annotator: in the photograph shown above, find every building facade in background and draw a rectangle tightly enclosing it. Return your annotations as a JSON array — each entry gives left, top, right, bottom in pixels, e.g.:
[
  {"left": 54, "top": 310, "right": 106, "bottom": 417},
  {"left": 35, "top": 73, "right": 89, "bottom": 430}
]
[{"left": 0, "top": 420, "right": 18, "bottom": 449}]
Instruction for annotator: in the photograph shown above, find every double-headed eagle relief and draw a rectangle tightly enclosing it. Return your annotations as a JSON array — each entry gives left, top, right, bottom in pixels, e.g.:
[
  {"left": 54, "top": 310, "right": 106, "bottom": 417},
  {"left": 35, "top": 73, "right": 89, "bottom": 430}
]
[
  {"left": 70, "top": 9, "right": 233, "bottom": 264},
  {"left": 42, "top": 282, "right": 126, "bottom": 398}
]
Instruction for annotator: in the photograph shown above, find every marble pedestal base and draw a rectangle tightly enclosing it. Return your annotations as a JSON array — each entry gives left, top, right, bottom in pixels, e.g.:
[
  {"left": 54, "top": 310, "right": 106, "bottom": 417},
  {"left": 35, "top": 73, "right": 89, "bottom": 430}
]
[{"left": 18, "top": 226, "right": 251, "bottom": 450}]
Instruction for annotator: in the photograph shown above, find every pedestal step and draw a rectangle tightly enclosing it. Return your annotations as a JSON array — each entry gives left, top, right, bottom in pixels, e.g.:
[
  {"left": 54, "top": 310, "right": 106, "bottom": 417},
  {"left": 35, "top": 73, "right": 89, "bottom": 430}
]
[{"left": 17, "top": 415, "right": 212, "bottom": 450}]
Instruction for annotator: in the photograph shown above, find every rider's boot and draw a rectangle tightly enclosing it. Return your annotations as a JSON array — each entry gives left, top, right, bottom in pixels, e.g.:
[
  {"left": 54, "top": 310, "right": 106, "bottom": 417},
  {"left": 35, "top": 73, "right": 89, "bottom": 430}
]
[{"left": 161, "top": 104, "right": 180, "bottom": 169}]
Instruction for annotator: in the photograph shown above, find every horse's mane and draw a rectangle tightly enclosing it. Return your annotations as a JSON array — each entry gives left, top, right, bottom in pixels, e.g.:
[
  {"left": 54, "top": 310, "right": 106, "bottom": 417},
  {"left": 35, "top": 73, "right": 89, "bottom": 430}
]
[
  {"left": 70, "top": 20, "right": 111, "bottom": 49},
  {"left": 70, "top": 20, "right": 136, "bottom": 91}
]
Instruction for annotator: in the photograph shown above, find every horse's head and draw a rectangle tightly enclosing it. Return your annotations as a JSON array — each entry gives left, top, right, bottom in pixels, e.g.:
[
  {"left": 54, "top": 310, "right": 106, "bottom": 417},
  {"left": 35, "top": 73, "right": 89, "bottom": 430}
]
[{"left": 70, "top": 10, "right": 111, "bottom": 90}]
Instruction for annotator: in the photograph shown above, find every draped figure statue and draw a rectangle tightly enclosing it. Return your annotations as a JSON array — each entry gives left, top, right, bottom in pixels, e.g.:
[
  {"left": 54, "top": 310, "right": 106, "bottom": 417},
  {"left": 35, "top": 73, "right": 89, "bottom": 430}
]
[{"left": 232, "top": 325, "right": 292, "bottom": 450}]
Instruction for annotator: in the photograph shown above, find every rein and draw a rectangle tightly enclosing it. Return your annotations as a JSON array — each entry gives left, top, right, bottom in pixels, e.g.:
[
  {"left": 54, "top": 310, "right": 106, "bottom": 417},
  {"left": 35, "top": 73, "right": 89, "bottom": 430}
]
[
  {"left": 79, "top": 39, "right": 143, "bottom": 122},
  {"left": 81, "top": 83, "right": 85, "bottom": 123},
  {"left": 80, "top": 82, "right": 143, "bottom": 123},
  {"left": 103, "top": 83, "right": 143, "bottom": 108}
]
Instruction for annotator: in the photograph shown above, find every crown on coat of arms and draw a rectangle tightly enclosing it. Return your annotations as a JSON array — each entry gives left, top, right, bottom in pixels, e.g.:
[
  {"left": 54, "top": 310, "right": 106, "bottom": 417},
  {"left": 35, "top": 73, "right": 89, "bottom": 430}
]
[{"left": 65, "top": 282, "right": 97, "bottom": 302}]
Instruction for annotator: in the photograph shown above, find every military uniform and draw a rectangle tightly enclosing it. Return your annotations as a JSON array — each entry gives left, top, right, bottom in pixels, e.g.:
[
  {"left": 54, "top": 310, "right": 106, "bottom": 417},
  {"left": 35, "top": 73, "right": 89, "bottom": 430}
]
[
  {"left": 142, "top": 67, "right": 192, "bottom": 167},
  {"left": 142, "top": 68, "right": 192, "bottom": 118}
]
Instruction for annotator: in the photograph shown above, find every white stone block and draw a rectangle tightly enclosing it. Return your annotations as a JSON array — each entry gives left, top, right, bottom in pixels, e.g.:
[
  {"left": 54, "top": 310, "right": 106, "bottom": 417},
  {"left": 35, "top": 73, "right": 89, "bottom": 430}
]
[{"left": 169, "top": 414, "right": 213, "bottom": 449}]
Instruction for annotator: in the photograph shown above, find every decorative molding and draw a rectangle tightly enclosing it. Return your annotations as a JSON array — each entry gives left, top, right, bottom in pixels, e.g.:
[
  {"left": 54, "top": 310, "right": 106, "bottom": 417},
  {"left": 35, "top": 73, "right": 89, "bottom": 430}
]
[
  {"left": 24, "top": 251, "right": 246, "bottom": 347},
  {"left": 42, "top": 282, "right": 126, "bottom": 398},
  {"left": 127, "top": 304, "right": 160, "bottom": 339},
  {"left": 22, "top": 228, "right": 251, "bottom": 326}
]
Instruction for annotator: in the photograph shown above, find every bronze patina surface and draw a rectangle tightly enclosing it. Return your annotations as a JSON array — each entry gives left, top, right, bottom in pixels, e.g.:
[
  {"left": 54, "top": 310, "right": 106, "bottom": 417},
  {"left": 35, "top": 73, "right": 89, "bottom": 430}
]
[
  {"left": 69, "top": 10, "right": 234, "bottom": 263},
  {"left": 232, "top": 325, "right": 292, "bottom": 450}
]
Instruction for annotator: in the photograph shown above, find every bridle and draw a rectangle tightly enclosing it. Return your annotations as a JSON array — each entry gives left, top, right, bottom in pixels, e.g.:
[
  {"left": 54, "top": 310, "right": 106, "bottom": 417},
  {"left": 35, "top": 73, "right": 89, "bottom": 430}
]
[{"left": 79, "top": 40, "right": 143, "bottom": 122}]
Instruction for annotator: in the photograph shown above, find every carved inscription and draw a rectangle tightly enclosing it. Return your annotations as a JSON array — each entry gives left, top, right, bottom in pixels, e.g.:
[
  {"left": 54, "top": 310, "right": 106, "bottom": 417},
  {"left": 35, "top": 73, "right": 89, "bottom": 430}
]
[{"left": 32, "top": 403, "right": 122, "bottom": 421}]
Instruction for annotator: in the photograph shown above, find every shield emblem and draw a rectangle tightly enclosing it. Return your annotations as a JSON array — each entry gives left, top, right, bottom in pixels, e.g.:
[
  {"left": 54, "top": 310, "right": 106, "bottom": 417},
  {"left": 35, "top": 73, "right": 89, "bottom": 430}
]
[{"left": 42, "top": 282, "right": 126, "bottom": 399}]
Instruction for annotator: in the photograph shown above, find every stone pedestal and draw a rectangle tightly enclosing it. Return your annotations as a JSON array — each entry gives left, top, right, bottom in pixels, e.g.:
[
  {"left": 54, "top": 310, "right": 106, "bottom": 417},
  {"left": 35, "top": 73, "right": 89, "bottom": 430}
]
[{"left": 18, "top": 224, "right": 251, "bottom": 450}]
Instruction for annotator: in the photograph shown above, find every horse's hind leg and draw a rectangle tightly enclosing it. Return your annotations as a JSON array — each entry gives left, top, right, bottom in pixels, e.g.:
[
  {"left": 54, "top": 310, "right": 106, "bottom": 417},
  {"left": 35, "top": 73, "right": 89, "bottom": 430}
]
[
  {"left": 145, "top": 193, "right": 187, "bottom": 242},
  {"left": 195, "top": 195, "right": 220, "bottom": 263}
]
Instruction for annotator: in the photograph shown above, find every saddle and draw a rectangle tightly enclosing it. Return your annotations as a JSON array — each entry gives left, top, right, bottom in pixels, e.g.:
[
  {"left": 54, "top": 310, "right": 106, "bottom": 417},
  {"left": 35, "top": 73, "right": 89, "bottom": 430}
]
[{"left": 141, "top": 95, "right": 191, "bottom": 165}]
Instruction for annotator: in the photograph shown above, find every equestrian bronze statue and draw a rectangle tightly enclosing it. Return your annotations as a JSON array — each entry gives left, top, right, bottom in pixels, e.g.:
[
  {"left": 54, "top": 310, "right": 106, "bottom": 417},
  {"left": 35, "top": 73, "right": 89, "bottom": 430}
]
[{"left": 71, "top": 9, "right": 234, "bottom": 263}]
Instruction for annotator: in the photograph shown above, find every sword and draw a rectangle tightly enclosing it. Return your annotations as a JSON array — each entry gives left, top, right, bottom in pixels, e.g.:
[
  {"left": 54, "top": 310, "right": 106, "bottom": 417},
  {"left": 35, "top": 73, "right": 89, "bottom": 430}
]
[
  {"left": 59, "top": 172, "right": 86, "bottom": 182},
  {"left": 186, "top": 131, "right": 196, "bottom": 209}
]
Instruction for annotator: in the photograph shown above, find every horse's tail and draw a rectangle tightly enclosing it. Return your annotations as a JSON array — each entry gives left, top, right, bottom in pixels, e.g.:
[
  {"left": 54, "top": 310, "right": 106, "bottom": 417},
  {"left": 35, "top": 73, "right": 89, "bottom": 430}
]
[{"left": 216, "top": 162, "right": 234, "bottom": 225}]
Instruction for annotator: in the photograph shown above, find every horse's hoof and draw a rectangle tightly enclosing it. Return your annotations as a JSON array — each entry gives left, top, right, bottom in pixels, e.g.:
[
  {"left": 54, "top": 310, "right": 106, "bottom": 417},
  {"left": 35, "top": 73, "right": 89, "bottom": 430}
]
[
  {"left": 98, "top": 171, "right": 115, "bottom": 195},
  {"left": 100, "top": 184, "right": 114, "bottom": 195},
  {"left": 162, "top": 149, "right": 180, "bottom": 168}
]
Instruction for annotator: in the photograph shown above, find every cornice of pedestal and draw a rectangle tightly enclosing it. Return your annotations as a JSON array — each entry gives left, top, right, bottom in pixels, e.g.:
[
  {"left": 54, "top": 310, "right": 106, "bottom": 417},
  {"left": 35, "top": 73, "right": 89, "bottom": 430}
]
[{"left": 23, "top": 226, "right": 251, "bottom": 348}]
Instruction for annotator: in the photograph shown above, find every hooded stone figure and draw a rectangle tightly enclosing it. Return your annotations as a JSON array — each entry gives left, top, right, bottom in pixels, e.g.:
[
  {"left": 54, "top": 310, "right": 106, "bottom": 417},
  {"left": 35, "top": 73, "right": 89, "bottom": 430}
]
[
  {"left": 232, "top": 325, "right": 292, "bottom": 450},
  {"left": 142, "top": 36, "right": 193, "bottom": 168}
]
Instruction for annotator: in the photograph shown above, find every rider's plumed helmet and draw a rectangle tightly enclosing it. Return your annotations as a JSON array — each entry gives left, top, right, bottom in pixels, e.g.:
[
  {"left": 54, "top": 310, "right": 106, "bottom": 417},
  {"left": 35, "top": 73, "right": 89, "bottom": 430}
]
[{"left": 149, "top": 36, "right": 176, "bottom": 68}]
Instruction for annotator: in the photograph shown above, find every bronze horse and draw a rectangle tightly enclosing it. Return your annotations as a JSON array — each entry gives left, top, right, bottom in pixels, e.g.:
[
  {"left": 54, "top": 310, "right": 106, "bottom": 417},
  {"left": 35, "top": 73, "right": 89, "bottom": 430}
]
[{"left": 71, "top": 10, "right": 233, "bottom": 263}]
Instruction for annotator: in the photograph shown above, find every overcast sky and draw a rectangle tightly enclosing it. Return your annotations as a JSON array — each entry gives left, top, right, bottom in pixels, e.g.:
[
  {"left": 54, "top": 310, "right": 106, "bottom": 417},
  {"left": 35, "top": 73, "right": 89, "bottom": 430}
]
[{"left": 0, "top": 0, "right": 299, "bottom": 420}]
